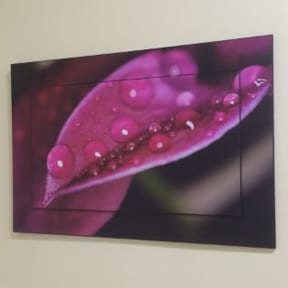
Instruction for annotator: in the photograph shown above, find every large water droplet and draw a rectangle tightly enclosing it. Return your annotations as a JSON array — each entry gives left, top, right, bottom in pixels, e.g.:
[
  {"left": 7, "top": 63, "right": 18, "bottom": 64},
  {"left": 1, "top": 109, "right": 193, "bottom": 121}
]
[
  {"left": 162, "top": 50, "right": 198, "bottom": 76},
  {"left": 121, "top": 79, "right": 152, "bottom": 109},
  {"left": 233, "top": 65, "right": 271, "bottom": 92},
  {"left": 162, "top": 50, "right": 198, "bottom": 90},
  {"left": 148, "top": 133, "right": 171, "bottom": 153},
  {"left": 110, "top": 116, "right": 140, "bottom": 143},
  {"left": 176, "top": 91, "right": 195, "bottom": 107},
  {"left": 47, "top": 144, "right": 75, "bottom": 179},
  {"left": 84, "top": 140, "right": 108, "bottom": 163},
  {"left": 175, "top": 108, "right": 200, "bottom": 129},
  {"left": 223, "top": 92, "right": 239, "bottom": 108}
]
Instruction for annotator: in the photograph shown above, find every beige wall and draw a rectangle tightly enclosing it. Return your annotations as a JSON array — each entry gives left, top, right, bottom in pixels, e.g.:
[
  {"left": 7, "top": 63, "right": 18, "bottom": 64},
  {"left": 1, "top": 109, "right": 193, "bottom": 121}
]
[{"left": 1, "top": 0, "right": 288, "bottom": 287}]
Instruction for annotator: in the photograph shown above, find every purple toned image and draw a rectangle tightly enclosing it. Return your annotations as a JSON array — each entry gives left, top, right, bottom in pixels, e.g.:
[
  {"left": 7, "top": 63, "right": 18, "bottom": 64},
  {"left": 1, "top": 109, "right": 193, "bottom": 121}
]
[{"left": 12, "top": 35, "right": 275, "bottom": 247}]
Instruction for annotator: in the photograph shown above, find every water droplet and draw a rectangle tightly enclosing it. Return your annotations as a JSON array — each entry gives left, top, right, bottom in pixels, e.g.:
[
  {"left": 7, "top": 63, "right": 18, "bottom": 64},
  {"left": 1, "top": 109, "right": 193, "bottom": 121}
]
[
  {"left": 121, "top": 79, "right": 152, "bottom": 109},
  {"left": 129, "top": 156, "right": 142, "bottom": 166},
  {"left": 107, "top": 82, "right": 114, "bottom": 88},
  {"left": 89, "top": 165, "right": 100, "bottom": 176},
  {"left": 75, "top": 122, "right": 80, "bottom": 127},
  {"left": 110, "top": 116, "right": 140, "bottom": 143},
  {"left": 233, "top": 65, "right": 271, "bottom": 91},
  {"left": 47, "top": 144, "right": 74, "bottom": 179},
  {"left": 129, "top": 88, "right": 137, "bottom": 98},
  {"left": 111, "top": 106, "right": 118, "bottom": 113},
  {"left": 169, "top": 65, "right": 180, "bottom": 76},
  {"left": 247, "top": 92, "right": 256, "bottom": 99},
  {"left": 107, "top": 151, "right": 118, "bottom": 160},
  {"left": 175, "top": 108, "right": 200, "bottom": 129},
  {"left": 149, "top": 122, "right": 162, "bottom": 134},
  {"left": 84, "top": 140, "right": 108, "bottom": 163},
  {"left": 214, "top": 111, "right": 226, "bottom": 123},
  {"left": 148, "top": 134, "right": 171, "bottom": 153},
  {"left": 207, "top": 129, "right": 215, "bottom": 137},
  {"left": 176, "top": 91, "right": 195, "bottom": 107},
  {"left": 223, "top": 93, "right": 239, "bottom": 108},
  {"left": 211, "top": 94, "right": 223, "bottom": 107},
  {"left": 126, "top": 142, "right": 136, "bottom": 152},
  {"left": 107, "top": 160, "right": 118, "bottom": 171},
  {"left": 163, "top": 122, "right": 173, "bottom": 132}
]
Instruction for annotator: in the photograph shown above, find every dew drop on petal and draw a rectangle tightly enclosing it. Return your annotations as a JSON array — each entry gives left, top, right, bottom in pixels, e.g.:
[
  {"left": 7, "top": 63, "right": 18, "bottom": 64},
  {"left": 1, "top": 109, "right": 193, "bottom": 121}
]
[
  {"left": 149, "top": 122, "right": 162, "bottom": 134},
  {"left": 121, "top": 79, "right": 152, "bottom": 109},
  {"left": 126, "top": 142, "right": 136, "bottom": 152},
  {"left": 107, "top": 160, "right": 118, "bottom": 171},
  {"left": 175, "top": 108, "right": 200, "bottom": 129},
  {"left": 214, "top": 111, "right": 226, "bottom": 123},
  {"left": 223, "top": 93, "right": 239, "bottom": 108},
  {"left": 169, "top": 65, "right": 181, "bottom": 76},
  {"left": 89, "top": 165, "right": 100, "bottom": 177},
  {"left": 233, "top": 65, "right": 271, "bottom": 91},
  {"left": 247, "top": 92, "right": 256, "bottom": 99},
  {"left": 148, "top": 134, "right": 171, "bottom": 153},
  {"left": 129, "top": 156, "right": 142, "bottom": 166},
  {"left": 110, "top": 116, "right": 140, "bottom": 143},
  {"left": 84, "top": 140, "right": 108, "bottom": 163},
  {"left": 47, "top": 144, "right": 74, "bottom": 179},
  {"left": 176, "top": 91, "right": 195, "bottom": 107},
  {"left": 211, "top": 94, "right": 223, "bottom": 107}
]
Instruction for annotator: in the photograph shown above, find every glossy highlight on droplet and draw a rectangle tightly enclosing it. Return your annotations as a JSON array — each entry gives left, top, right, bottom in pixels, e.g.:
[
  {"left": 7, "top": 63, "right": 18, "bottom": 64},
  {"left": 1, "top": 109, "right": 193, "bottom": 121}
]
[
  {"left": 110, "top": 116, "right": 140, "bottom": 143},
  {"left": 47, "top": 144, "right": 75, "bottom": 179},
  {"left": 121, "top": 79, "right": 152, "bottom": 109},
  {"left": 84, "top": 140, "right": 108, "bottom": 163},
  {"left": 175, "top": 108, "right": 200, "bottom": 129},
  {"left": 149, "top": 122, "right": 162, "bottom": 134},
  {"left": 148, "top": 133, "right": 171, "bottom": 153},
  {"left": 214, "top": 111, "right": 226, "bottom": 123},
  {"left": 223, "top": 92, "right": 239, "bottom": 108}
]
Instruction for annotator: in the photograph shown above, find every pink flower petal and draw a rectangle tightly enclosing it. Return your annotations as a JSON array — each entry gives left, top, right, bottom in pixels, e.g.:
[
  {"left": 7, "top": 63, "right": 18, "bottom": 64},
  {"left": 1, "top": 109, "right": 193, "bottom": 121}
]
[{"left": 44, "top": 49, "right": 272, "bottom": 206}]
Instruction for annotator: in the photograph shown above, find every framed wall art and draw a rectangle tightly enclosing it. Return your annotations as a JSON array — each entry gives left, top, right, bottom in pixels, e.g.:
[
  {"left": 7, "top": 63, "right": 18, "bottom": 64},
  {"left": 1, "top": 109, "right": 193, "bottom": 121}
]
[{"left": 12, "top": 34, "right": 275, "bottom": 248}]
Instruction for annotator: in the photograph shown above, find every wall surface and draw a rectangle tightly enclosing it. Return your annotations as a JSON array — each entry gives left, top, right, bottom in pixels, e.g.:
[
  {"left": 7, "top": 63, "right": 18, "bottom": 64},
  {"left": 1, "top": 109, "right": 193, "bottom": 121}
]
[{"left": 1, "top": 1, "right": 288, "bottom": 287}]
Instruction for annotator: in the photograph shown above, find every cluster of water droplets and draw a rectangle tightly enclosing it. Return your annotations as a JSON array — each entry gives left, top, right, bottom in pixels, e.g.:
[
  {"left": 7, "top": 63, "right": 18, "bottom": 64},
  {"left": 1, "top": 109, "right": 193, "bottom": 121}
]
[{"left": 46, "top": 63, "right": 271, "bottom": 195}]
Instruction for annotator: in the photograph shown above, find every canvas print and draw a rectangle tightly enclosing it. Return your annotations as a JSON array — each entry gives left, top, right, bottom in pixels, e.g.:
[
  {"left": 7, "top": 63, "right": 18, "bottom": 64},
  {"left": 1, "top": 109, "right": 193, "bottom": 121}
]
[{"left": 12, "top": 35, "right": 275, "bottom": 248}]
